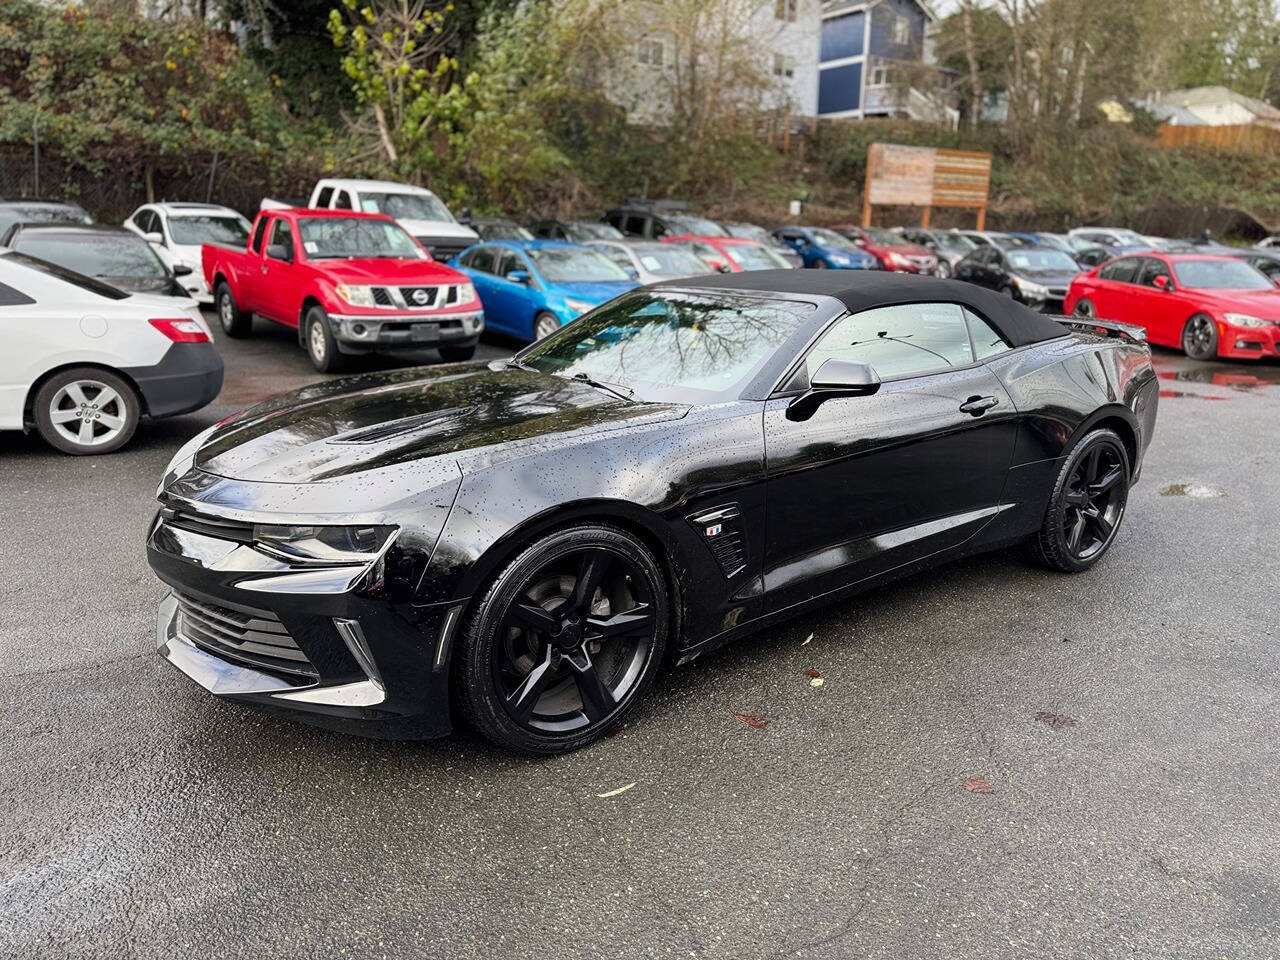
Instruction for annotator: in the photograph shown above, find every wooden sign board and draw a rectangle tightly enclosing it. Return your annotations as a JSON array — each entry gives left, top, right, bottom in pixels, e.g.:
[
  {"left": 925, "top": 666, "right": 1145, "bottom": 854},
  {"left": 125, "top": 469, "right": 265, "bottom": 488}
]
[{"left": 863, "top": 143, "right": 992, "bottom": 228}]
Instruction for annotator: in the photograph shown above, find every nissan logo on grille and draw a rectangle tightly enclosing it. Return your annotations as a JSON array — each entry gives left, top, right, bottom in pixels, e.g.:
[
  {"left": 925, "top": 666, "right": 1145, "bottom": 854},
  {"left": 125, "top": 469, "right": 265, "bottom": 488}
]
[{"left": 411, "top": 288, "right": 431, "bottom": 306}]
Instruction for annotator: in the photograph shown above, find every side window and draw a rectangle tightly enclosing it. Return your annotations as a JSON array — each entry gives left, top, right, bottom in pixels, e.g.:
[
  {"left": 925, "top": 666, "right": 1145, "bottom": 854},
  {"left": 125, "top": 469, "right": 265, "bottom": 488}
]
[
  {"left": 595, "top": 246, "right": 631, "bottom": 270},
  {"left": 267, "top": 218, "right": 294, "bottom": 260},
  {"left": 316, "top": 187, "right": 334, "bottom": 208},
  {"left": 623, "top": 215, "right": 647, "bottom": 236},
  {"left": 135, "top": 210, "right": 157, "bottom": 235},
  {"left": 965, "top": 308, "right": 1010, "bottom": 360},
  {"left": 469, "top": 247, "right": 496, "bottom": 274},
  {"left": 495, "top": 250, "right": 521, "bottom": 279},
  {"left": 0, "top": 279, "right": 35, "bottom": 306},
  {"left": 805, "top": 303, "right": 975, "bottom": 382},
  {"left": 693, "top": 242, "right": 720, "bottom": 262},
  {"left": 1249, "top": 257, "right": 1280, "bottom": 281},
  {"left": 651, "top": 219, "right": 669, "bottom": 238},
  {"left": 1135, "top": 258, "right": 1169, "bottom": 287},
  {"left": 250, "top": 217, "right": 269, "bottom": 253},
  {"left": 604, "top": 212, "right": 625, "bottom": 231},
  {"left": 1099, "top": 258, "right": 1139, "bottom": 283},
  {"left": 333, "top": 190, "right": 353, "bottom": 210}
]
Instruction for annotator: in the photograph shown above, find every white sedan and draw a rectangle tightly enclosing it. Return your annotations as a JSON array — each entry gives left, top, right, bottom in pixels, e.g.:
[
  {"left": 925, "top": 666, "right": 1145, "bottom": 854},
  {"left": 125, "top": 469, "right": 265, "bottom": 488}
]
[
  {"left": 124, "top": 202, "right": 252, "bottom": 304},
  {"left": 0, "top": 251, "right": 223, "bottom": 455}
]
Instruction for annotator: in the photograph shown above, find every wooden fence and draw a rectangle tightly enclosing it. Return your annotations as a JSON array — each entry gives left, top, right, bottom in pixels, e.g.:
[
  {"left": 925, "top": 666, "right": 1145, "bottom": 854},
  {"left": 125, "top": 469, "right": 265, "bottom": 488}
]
[{"left": 1156, "top": 122, "right": 1280, "bottom": 155}]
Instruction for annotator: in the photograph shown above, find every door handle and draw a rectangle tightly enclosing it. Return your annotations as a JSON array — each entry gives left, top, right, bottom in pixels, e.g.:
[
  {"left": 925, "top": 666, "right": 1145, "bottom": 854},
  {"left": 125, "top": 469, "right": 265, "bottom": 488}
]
[
  {"left": 261, "top": 265, "right": 268, "bottom": 274},
  {"left": 959, "top": 395, "right": 999, "bottom": 416}
]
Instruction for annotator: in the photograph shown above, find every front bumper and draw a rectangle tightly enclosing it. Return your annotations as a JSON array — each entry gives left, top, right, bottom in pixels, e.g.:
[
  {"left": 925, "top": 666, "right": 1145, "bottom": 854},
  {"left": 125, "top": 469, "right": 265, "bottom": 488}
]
[
  {"left": 147, "top": 504, "right": 464, "bottom": 739},
  {"left": 328, "top": 310, "right": 484, "bottom": 354},
  {"left": 1218, "top": 324, "right": 1280, "bottom": 359}
]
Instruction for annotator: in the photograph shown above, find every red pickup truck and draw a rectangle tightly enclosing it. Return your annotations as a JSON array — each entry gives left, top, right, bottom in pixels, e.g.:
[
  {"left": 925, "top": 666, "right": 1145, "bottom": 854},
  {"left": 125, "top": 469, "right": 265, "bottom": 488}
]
[{"left": 204, "top": 207, "right": 484, "bottom": 371}]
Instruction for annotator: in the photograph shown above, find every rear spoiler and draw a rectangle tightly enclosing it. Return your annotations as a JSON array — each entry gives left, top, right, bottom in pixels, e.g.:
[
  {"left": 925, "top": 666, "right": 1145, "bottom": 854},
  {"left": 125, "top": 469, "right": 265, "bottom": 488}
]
[{"left": 1054, "top": 316, "right": 1147, "bottom": 343}]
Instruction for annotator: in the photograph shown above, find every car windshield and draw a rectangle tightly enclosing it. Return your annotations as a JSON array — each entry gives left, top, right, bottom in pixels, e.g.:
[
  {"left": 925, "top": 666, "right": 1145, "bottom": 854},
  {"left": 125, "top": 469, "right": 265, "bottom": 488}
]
[
  {"left": 358, "top": 191, "right": 454, "bottom": 222},
  {"left": 2, "top": 250, "right": 129, "bottom": 299},
  {"left": 1006, "top": 249, "right": 1080, "bottom": 272},
  {"left": 667, "top": 216, "right": 728, "bottom": 237},
  {"left": 725, "top": 243, "right": 791, "bottom": 270},
  {"left": 519, "top": 291, "right": 814, "bottom": 403},
  {"left": 991, "top": 235, "right": 1026, "bottom": 249},
  {"left": 298, "top": 216, "right": 424, "bottom": 259},
  {"left": 0, "top": 204, "right": 93, "bottom": 234},
  {"left": 568, "top": 222, "right": 625, "bottom": 241},
  {"left": 481, "top": 222, "right": 534, "bottom": 242},
  {"left": 808, "top": 228, "right": 853, "bottom": 247},
  {"left": 167, "top": 215, "right": 251, "bottom": 246},
  {"left": 632, "top": 245, "right": 713, "bottom": 278},
  {"left": 1172, "top": 259, "right": 1274, "bottom": 290},
  {"left": 933, "top": 233, "right": 975, "bottom": 252},
  {"left": 1113, "top": 230, "right": 1147, "bottom": 246},
  {"left": 725, "top": 223, "right": 768, "bottom": 242},
  {"left": 526, "top": 247, "right": 631, "bottom": 282},
  {"left": 12, "top": 232, "right": 168, "bottom": 279},
  {"left": 866, "top": 228, "right": 910, "bottom": 247}
]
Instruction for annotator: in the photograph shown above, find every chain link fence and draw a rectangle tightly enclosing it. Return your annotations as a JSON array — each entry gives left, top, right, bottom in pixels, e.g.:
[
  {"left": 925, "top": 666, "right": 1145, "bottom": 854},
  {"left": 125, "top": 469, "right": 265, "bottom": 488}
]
[{"left": 0, "top": 145, "right": 324, "bottom": 222}]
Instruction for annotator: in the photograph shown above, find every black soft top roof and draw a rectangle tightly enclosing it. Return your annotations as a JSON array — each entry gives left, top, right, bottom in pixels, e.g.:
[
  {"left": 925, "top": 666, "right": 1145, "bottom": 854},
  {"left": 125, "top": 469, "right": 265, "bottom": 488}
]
[{"left": 665, "top": 269, "right": 1069, "bottom": 348}]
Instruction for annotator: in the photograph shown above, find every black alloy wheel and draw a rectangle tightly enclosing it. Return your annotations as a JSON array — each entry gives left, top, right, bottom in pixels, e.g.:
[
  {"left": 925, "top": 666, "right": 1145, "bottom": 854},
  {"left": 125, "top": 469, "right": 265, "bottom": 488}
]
[
  {"left": 1181, "top": 313, "right": 1218, "bottom": 361},
  {"left": 1030, "top": 428, "right": 1130, "bottom": 573},
  {"left": 456, "top": 524, "right": 669, "bottom": 754}
]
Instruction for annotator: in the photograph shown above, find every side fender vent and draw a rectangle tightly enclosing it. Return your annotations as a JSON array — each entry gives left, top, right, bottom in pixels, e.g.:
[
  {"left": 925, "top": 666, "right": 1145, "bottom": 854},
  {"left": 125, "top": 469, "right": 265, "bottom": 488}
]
[{"left": 687, "top": 504, "right": 747, "bottom": 579}]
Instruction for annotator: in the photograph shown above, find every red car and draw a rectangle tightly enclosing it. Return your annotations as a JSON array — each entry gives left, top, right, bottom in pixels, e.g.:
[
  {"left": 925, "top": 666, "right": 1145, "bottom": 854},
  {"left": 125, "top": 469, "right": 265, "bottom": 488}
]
[
  {"left": 1064, "top": 253, "right": 1280, "bottom": 361},
  {"left": 660, "top": 234, "right": 794, "bottom": 272},
  {"left": 836, "top": 226, "right": 938, "bottom": 275},
  {"left": 205, "top": 208, "right": 484, "bottom": 371}
]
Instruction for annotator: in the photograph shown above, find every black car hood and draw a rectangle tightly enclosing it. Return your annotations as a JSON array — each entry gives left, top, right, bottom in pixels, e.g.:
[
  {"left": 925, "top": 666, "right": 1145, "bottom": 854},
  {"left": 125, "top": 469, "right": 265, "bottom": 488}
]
[
  {"left": 195, "top": 364, "right": 689, "bottom": 483},
  {"left": 1017, "top": 269, "right": 1078, "bottom": 286}
]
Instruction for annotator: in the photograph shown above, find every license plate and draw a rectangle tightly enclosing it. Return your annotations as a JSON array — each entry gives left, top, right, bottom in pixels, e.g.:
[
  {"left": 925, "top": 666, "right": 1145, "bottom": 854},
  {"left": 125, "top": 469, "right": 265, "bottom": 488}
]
[{"left": 411, "top": 323, "right": 440, "bottom": 343}]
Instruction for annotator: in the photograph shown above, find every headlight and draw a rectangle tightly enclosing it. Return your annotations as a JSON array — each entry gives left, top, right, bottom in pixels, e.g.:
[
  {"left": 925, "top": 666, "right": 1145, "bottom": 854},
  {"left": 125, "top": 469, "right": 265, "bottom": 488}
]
[
  {"left": 828, "top": 254, "right": 852, "bottom": 266},
  {"left": 565, "top": 298, "right": 594, "bottom": 317},
  {"left": 1015, "top": 277, "right": 1050, "bottom": 299},
  {"left": 335, "top": 283, "right": 377, "bottom": 307},
  {"left": 157, "top": 424, "right": 217, "bottom": 494},
  {"left": 1222, "top": 312, "right": 1268, "bottom": 328},
  {"left": 253, "top": 524, "right": 397, "bottom": 565},
  {"left": 455, "top": 282, "right": 477, "bottom": 305}
]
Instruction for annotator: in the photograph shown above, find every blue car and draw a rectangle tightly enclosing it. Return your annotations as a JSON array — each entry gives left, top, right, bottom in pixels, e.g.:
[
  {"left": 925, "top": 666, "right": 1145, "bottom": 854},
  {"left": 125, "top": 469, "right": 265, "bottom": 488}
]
[
  {"left": 772, "top": 226, "right": 879, "bottom": 270},
  {"left": 451, "top": 240, "right": 639, "bottom": 341}
]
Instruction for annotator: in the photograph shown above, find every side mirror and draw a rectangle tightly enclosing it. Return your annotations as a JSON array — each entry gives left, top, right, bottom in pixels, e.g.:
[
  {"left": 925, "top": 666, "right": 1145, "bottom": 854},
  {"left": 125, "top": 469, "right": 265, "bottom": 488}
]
[
  {"left": 710, "top": 260, "right": 731, "bottom": 273},
  {"left": 144, "top": 232, "right": 163, "bottom": 245},
  {"left": 459, "top": 207, "right": 473, "bottom": 226},
  {"left": 265, "top": 243, "right": 291, "bottom": 262},
  {"left": 786, "top": 359, "right": 881, "bottom": 421},
  {"left": 1153, "top": 274, "right": 1172, "bottom": 290},
  {"left": 507, "top": 269, "right": 531, "bottom": 285},
  {"left": 172, "top": 264, "right": 193, "bottom": 277}
]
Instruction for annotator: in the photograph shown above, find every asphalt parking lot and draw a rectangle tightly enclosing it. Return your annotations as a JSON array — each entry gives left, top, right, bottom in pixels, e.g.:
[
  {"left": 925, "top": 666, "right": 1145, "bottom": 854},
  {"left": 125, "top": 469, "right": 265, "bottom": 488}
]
[{"left": 1, "top": 318, "right": 1277, "bottom": 959}]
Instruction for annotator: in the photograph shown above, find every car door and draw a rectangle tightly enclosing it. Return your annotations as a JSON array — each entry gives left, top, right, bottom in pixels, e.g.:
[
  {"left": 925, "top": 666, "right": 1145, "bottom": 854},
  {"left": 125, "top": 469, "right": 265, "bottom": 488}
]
[
  {"left": 1090, "top": 257, "right": 1140, "bottom": 320},
  {"left": 257, "top": 217, "right": 297, "bottom": 324},
  {"left": 0, "top": 275, "right": 41, "bottom": 429},
  {"left": 461, "top": 245, "right": 506, "bottom": 330},
  {"left": 486, "top": 247, "right": 540, "bottom": 335},
  {"left": 762, "top": 303, "right": 1017, "bottom": 612},
  {"left": 1131, "top": 256, "right": 1185, "bottom": 346}
]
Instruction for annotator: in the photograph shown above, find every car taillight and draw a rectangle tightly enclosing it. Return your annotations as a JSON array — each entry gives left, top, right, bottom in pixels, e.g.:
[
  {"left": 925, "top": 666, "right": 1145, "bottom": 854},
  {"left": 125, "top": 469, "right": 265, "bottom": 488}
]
[{"left": 149, "top": 318, "right": 210, "bottom": 343}]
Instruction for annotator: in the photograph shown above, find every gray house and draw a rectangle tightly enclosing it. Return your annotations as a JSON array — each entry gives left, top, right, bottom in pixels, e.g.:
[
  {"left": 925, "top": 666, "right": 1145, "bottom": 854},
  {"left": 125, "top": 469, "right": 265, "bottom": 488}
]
[{"left": 817, "top": 0, "right": 956, "bottom": 124}]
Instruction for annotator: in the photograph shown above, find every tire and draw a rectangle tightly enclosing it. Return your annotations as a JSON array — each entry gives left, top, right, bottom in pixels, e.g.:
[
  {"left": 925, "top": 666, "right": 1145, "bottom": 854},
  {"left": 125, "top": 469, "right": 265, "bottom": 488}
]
[
  {"left": 812, "top": 259, "right": 829, "bottom": 269},
  {"left": 1029, "top": 428, "right": 1130, "bottom": 573},
  {"left": 439, "top": 344, "right": 476, "bottom": 363},
  {"left": 33, "top": 367, "right": 140, "bottom": 455},
  {"left": 215, "top": 281, "right": 252, "bottom": 338},
  {"left": 533, "top": 312, "right": 560, "bottom": 341},
  {"left": 1181, "top": 313, "right": 1218, "bottom": 361},
  {"left": 455, "top": 523, "right": 670, "bottom": 755},
  {"left": 304, "top": 306, "right": 348, "bottom": 373},
  {"left": 935, "top": 260, "right": 951, "bottom": 279},
  {"left": 1073, "top": 297, "right": 1096, "bottom": 319}
]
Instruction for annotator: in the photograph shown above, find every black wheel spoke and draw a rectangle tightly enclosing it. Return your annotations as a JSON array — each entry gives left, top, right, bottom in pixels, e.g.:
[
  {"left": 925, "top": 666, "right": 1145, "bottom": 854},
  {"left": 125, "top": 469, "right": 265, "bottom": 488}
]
[
  {"left": 571, "top": 658, "right": 615, "bottom": 722},
  {"left": 1090, "top": 464, "right": 1123, "bottom": 495},
  {"left": 1086, "top": 508, "right": 1114, "bottom": 540},
  {"left": 1064, "top": 488, "right": 1089, "bottom": 507},
  {"left": 586, "top": 603, "right": 653, "bottom": 639},
  {"left": 510, "top": 601, "right": 560, "bottom": 633},
  {"left": 1084, "top": 446, "right": 1102, "bottom": 483},
  {"left": 1066, "top": 511, "right": 1086, "bottom": 551},
  {"left": 568, "top": 550, "right": 609, "bottom": 613},
  {"left": 506, "top": 648, "right": 557, "bottom": 722}
]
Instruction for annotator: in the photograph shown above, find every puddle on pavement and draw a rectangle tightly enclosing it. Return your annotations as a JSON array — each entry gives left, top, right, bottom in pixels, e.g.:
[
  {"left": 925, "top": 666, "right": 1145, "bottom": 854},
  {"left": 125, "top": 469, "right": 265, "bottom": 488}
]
[
  {"left": 1160, "top": 483, "right": 1225, "bottom": 499},
  {"left": 1158, "top": 390, "right": 1232, "bottom": 400},
  {"left": 1154, "top": 362, "right": 1280, "bottom": 393}
]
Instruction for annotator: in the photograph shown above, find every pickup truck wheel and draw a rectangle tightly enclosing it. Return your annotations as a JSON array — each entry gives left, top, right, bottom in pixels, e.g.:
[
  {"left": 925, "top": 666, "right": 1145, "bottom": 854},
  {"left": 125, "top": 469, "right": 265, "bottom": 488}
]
[
  {"left": 305, "top": 307, "right": 349, "bottom": 373},
  {"left": 215, "top": 282, "right": 252, "bottom": 338},
  {"left": 439, "top": 344, "right": 476, "bottom": 362}
]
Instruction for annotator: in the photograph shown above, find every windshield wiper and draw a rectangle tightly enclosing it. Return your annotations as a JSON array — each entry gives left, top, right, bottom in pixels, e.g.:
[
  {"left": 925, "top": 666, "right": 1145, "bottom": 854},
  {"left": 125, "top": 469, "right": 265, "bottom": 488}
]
[{"left": 566, "top": 371, "right": 635, "bottom": 402}]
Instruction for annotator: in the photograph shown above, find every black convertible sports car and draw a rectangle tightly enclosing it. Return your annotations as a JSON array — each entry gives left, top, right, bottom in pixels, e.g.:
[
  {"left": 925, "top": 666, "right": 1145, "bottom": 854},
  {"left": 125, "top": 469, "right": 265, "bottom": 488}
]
[{"left": 148, "top": 272, "right": 1159, "bottom": 754}]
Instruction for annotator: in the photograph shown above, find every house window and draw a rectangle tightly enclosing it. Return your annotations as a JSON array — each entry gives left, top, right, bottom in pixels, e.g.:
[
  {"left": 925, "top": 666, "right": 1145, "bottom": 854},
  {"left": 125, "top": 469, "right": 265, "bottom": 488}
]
[
  {"left": 775, "top": 0, "right": 798, "bottom": 22},
  {"left": 637, "top": 39, "right": 664, "bottom": 66},
  {"left": 890, "top": 13, "right": 910, "bottom": 46},
  {"left": 773, "top": 53, "right": 794, "bottom": 78}
]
